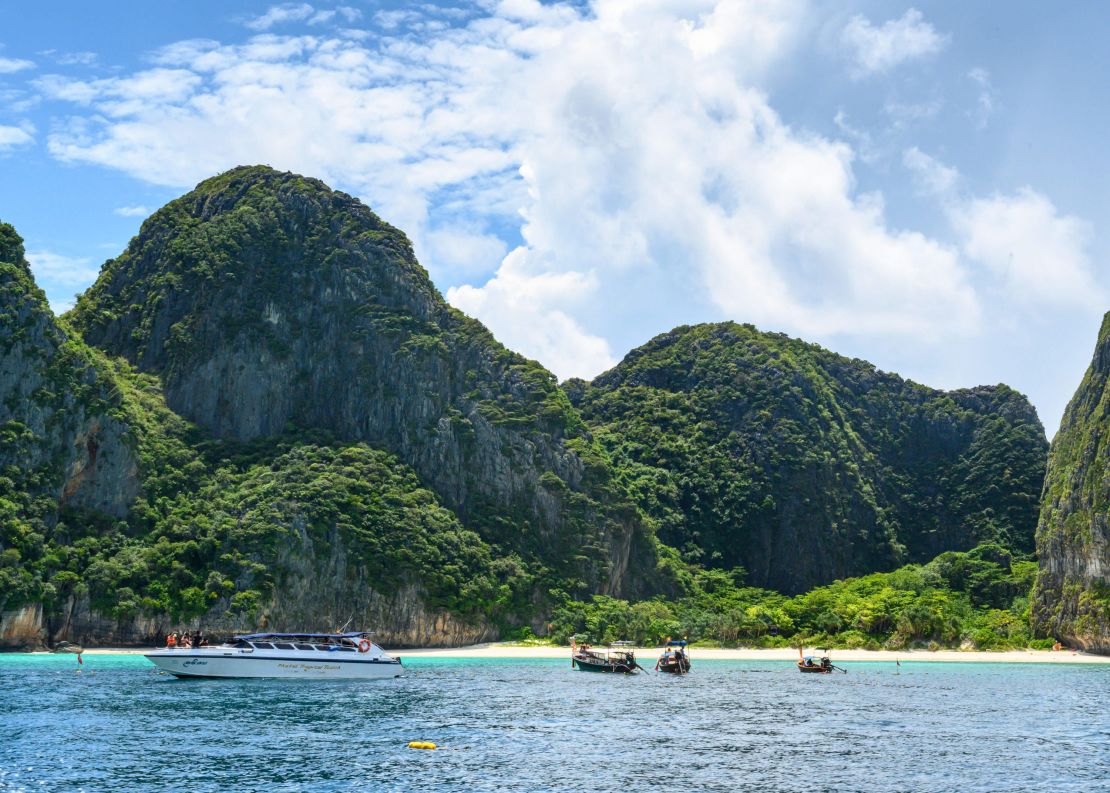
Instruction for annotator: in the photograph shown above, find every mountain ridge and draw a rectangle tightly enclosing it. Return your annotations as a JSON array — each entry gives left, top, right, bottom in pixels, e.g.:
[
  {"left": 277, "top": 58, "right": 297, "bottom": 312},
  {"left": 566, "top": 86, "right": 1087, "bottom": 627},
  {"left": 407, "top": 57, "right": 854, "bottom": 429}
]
[
  {"left": 569, "top": 321, "right": 1048, "bottom": 593},
  {"left": 68, "top": 165, "right": 654, "bottom": 600},
  {"left": 0, "top": 165, "right": 1066, "bottom": 650}
]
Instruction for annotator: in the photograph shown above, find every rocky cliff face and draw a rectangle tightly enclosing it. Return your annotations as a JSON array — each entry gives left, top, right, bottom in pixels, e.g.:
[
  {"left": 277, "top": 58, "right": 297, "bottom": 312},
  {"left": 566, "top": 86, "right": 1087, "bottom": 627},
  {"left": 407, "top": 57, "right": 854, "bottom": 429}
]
[
  {"left": 1, "top": 585, "right": 495, "bottom": 649},
  {"left": 1, "top": 171, "right": 661, "bottom": 649},
  {"left": 0, "top": 372, "right": 519, "bottom": 649},
  {"left": 4, "top": 166, "right": 1053, "bottom": 648},
  {"left": 1033, "top": 313, "right": 1110, "bottom": 653},
  {"left": 0, "top": 221, "right": 139, "bottom": 616},
  {"left": 0, "top": 223, "right": 138, "bottom": 519},
  {"left": 68, "top": 166, "right": 653, "bottom": 597},
  {"left": 569, "top": 322, "right": 1047, "bottom": 593}
]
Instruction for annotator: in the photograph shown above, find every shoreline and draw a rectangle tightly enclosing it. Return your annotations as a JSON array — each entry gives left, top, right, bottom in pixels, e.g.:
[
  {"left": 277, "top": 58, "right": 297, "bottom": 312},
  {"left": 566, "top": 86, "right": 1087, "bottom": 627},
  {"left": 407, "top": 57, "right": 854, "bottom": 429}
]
[{"left": 21, "top": 643, "right": 1109, "bottom": 663}]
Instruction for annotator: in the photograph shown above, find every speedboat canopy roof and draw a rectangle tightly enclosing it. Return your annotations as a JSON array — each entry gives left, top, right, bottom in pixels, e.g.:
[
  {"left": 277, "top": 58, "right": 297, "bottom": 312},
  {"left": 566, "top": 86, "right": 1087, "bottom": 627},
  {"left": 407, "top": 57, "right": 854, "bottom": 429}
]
[{"left": 234, "top": 632, "right": 372, "bottom": 641}]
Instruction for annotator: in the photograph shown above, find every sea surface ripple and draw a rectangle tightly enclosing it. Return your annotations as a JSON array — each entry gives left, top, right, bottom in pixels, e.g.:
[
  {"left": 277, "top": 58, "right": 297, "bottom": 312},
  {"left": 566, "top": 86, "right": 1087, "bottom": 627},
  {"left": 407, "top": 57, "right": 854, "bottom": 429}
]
[{"left": 1, "top": 654, "right": 1106, "bottom": 792}]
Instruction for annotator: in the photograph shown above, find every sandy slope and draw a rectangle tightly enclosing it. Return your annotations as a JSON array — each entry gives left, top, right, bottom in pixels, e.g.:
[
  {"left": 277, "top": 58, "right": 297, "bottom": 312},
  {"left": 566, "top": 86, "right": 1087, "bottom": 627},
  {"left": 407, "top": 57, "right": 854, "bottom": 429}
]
[{"left": 65, "top": 644, "right": 1108, "bottom": 663}]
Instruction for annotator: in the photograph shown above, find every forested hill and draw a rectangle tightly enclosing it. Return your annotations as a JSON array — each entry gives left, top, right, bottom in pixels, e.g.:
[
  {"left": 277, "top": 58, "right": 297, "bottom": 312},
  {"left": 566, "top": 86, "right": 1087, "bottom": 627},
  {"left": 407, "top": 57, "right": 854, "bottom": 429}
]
[
  {"left": 1033, "top": 312, "right": 1110, "bottom": 653},
  {"left": 568, "top": 322, "right": 1048, "bottom": 594},
  {"left": 0, "top": 223, "right": 551, "bottom": 646},
  {"left": 0, "top": 167, "right": 657, "bottom": 648},
  {"left": 0, "top": 166, "right": 1058, "bottom": 649},
  {"left": 0, "top": 220, "right": 139, "bottom": 578},
  {"left": 68, "top": 166, "right": 654, "bottom": 599}
]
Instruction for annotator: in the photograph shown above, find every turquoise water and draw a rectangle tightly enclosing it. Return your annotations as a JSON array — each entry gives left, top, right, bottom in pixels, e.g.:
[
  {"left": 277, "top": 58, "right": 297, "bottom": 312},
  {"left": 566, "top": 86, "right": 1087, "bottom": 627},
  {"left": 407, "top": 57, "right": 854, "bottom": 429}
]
[{"left": 1, "top": 654, "right": 1106, "bottom": 792}]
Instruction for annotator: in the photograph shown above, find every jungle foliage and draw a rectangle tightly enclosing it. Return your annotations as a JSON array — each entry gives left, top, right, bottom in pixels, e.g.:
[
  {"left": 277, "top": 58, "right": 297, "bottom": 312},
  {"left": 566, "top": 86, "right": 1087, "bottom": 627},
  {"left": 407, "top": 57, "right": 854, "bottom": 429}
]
[
  {"left": 2, "top": 352, "right": 536, "bottom": 625},
  {"left": 0, "top": 173, "right": 1057, "bottom": 648},
  {"left": 549, "top": 544, "right": 1046, "bottom": 650},
  {"left": 569, "top": 322, "right": 1048, "bottom": 593}
]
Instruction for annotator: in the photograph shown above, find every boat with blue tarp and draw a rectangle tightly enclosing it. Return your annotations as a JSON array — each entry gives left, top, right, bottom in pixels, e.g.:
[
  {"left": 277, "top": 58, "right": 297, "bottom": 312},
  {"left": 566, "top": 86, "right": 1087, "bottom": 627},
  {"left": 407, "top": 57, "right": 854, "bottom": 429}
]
[{"left": 656, "top": 639, "right": 691, "bottom": 674}]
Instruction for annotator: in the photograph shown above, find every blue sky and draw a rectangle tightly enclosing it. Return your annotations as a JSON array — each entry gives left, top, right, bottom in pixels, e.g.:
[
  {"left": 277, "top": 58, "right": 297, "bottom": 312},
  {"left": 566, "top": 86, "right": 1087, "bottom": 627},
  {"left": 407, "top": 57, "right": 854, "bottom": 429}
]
[{"left": 2, "top": 1, "right": 1107, "bottom": 437}]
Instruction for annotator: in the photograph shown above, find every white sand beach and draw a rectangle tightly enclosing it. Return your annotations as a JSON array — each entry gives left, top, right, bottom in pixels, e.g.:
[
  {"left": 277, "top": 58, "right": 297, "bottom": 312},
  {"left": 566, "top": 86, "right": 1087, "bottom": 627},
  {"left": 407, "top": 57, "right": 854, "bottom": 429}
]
[
  {"left": 396, "top": 643, "right": 1110, "bottom": 663},
  {"left": 65, "top": 643, "right": 1109, "bottom": 663}
]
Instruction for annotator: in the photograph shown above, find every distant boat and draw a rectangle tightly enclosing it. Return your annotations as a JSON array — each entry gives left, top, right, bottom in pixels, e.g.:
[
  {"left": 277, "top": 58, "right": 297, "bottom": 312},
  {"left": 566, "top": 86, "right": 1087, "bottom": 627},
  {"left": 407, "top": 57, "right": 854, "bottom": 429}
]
[
  {"left": 797, "top": 646, "right": 844, "bottom": 674},
  {"left": 571, "top": 639, "right": 643, "bottom": 673},
  {"left": 144, "top": 632, "right": 403, "bottom": 679},
  {"left": 656, "top": 639, "right": 691, "bottom": 674}
]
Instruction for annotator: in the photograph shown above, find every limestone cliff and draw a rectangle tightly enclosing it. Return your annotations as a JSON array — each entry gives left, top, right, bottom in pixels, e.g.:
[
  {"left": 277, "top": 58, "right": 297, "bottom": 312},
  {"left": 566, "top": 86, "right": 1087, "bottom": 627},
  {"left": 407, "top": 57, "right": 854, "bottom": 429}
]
[
  {"left": 2, "top": 172, "right": 658, "bottom": 649},
  {"left": 569, "top": 322, "right": 1047, "bottom": 594},
  {"left": 0, "top": 221, "right": 139, "bottom": 615},
  {"left": 1033, "top": 313, "right": 1110, "bottom": 653},
  {"left": 68, "top": 166, "right": 653, "bottom": 597}
]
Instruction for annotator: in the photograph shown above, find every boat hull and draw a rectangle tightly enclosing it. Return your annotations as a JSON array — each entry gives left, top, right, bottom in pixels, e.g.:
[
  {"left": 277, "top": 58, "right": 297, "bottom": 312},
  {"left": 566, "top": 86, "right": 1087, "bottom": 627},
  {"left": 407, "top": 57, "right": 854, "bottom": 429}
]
[
  {"left": 798, "top": 663, "right": 832, "bottom": 674},
  {"left": 657, "top": 660, "right": 690, "bottom": 674},
  {"left": 145, "top": 650, "right": 403, "bottom": 679},
  {"left": 572, "top": 656, "right": 637, "bottom": 674}
]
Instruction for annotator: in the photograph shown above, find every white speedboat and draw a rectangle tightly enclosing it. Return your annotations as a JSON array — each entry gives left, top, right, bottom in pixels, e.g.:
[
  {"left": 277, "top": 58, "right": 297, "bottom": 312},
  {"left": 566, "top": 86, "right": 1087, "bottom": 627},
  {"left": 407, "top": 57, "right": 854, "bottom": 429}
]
[{"left": 144, "top": 632, "right": 403, "bottom": 679}]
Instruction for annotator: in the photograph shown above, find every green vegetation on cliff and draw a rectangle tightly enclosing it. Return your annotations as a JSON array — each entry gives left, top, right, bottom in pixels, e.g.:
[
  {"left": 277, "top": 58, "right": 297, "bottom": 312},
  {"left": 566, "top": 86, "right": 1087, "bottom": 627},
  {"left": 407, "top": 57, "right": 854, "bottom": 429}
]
[
  {"left": 0, "top": 169, "right": 1058, "bottom": 650},
  {"left": 1033, "top": 312, "right": 1110, "bottom": 652},
  {"left": 0, "top": 222, "right": 137, "bottom": 610},
  {"left": 550, "top": 544, "right": 1044, "bottom": 650},
  {"left": 3, "top": 169, "right": 652, "bottom": 644},
  {"left": 4, "top": 350, "right": 533, "bottom": 637},
  {"left": 569, "top": 322, "right": 1047, "bottom": 594},
  {"left": 68, "top": 166, "right": 651, "bottom": 600}
]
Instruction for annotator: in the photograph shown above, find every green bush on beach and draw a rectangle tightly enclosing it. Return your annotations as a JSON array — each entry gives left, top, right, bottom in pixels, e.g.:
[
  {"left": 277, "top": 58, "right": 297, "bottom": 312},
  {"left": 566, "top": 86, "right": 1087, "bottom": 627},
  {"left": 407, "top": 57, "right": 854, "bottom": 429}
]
[{"left": 549, "top": 544, "right": 1048, "bottom": 650}]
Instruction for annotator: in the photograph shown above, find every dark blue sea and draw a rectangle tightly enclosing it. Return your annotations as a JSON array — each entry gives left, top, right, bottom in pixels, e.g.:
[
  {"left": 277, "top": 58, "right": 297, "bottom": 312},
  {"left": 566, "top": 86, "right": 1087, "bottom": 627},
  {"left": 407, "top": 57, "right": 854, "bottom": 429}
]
[{"left": 1, "top": 654, "right": 1106, "bottom": 792}]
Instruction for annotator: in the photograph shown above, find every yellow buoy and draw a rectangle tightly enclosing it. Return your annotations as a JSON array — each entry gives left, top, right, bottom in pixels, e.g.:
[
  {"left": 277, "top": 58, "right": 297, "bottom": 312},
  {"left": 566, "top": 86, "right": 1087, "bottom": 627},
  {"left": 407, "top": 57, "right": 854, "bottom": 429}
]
[{"left": 407, "top": 741, "right": 437, "bottom": 750}]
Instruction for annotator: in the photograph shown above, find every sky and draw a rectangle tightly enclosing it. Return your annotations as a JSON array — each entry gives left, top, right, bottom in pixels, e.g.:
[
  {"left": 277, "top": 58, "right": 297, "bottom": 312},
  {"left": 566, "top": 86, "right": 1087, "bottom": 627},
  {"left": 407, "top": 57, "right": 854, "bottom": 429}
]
[{"left": 1, "top": 1, "right": 1107, "bottom": 438}]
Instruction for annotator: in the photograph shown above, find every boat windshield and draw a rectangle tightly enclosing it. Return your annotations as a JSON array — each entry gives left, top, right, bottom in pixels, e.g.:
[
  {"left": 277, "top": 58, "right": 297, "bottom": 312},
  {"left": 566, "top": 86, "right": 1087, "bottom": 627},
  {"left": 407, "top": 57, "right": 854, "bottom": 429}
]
[{"left": 234, "top": 631, "right": 375, "bottom": 642}]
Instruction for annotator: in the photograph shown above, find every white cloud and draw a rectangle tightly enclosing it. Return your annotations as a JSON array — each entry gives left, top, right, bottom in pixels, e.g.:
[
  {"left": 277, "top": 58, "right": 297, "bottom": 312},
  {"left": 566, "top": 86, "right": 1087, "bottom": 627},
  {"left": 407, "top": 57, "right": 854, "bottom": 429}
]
[
  {"left": 903, "top": 146, "right": 958, "bottom": 196},
  {"left": 245, "top": 3, "right": 315, "bottom": 31},
  {"left": 24, "top": 245, "right": 96, "bottom": 315},
  {"left": 957, "top": 188, "right": 1102, "bottom": 309},
  {"left": 36, "top": 69, "right": 201, "bottom": 112},
  {"left": 884, "top": 98, "right": 942, "bottom": 127},
  {"left": 841, "top": 8, "right": 947, "bottom": 77},
  {"left": 905, "top": 148, "right": 1103, "bottom": 311},
  {"left": 51, "top": 51, "right": 99, "bottom": 67},
  {"left": 48, "top": 298, "right": 75, "bottom": 316},
  {"left": 308, "top": 7, "right": 361, "bottom": 26},
  {"left": 968, "top": 67, "right": 996, "bottom": 128},
  {"left": 35, "top": 1, "right": 1009, "bottom": 379},
  {"left": 25, "top": 250, "right": 100, "bottom": 286},
  {"left": 0, "top": 124, "right": 34, "bottom": 150},
  {"left": 114, "top": 205, "right": 150, "bottom": 217},
  {"left": 448, "top": 248, "right": 615, "bottom": 378},
  {"left": 0, "top": 56, "right": 34, "bottom": 73},
  {"left": 372, "top": 10, "right": 421, "bottom": 30},
  {"left": 423, "top": 225, "right": 509, "bottom": 281}
]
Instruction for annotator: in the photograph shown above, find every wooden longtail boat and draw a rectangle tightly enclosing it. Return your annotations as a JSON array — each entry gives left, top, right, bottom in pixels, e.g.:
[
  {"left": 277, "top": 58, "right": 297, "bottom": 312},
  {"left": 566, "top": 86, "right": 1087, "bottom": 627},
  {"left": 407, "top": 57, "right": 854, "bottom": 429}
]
[
  {"left": 571, "top": 639, "right": 642, "bottom": 673},
  {"left": 797, "top": 646, "right": 845, "bottom": 674},
  {"left": 656, "top": 639, "right": 691, "bottom": 674}
]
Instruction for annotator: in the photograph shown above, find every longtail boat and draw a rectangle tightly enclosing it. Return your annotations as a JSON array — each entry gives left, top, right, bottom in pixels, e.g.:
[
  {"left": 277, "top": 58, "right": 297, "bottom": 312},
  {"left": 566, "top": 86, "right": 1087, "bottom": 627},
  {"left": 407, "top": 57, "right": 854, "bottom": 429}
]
[
  {"left": 656, "top": 639, "right": 691, "bottom": 674},
  {"left": 571, "top": 639, "right": 642, "bottom": 673},
  {"left": 797, "top": 646, "right": 845, "bottom": 674}
]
